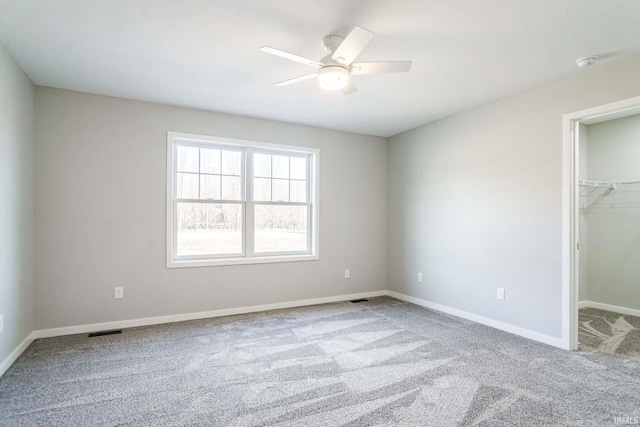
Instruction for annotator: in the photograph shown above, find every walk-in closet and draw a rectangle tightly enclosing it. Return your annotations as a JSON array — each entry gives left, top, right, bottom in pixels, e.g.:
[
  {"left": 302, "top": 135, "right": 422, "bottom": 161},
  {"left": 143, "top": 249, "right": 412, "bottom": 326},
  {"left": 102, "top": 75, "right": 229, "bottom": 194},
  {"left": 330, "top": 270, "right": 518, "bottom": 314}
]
[{"left": 578, "top": 113, "right": 640, "bottom": 356}]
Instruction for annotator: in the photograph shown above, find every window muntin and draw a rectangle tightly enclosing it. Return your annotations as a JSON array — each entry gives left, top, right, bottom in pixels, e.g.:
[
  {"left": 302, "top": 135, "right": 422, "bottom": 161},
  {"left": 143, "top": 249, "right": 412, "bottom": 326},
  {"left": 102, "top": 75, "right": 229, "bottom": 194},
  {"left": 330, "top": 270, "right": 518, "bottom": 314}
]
[
  {"left": 168, "top": 133, "right": 318, "bottom": 267},
  {"left": 252, "top": 153, "right": 309, "bottom": 203},
  {"left": 175, "top": 145, "right": 243, "bottom": 202}
]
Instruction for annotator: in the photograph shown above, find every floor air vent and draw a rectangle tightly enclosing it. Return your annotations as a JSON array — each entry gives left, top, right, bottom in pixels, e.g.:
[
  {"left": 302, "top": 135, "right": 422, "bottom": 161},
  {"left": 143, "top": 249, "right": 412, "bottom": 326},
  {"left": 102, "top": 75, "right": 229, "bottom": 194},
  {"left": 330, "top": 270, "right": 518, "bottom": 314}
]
[
  {"left": 88, "top": 329, "right": 122, "bottom": 337},
  {"left": 349, "top": 299, "right": 369, "bottom": 303}
]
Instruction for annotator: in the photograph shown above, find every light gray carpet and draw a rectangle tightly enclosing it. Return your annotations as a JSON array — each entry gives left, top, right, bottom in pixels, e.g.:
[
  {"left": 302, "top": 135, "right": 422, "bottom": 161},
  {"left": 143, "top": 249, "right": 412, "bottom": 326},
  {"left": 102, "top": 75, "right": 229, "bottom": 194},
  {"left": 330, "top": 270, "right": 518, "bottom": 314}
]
[
  {"left": 578, "top": 307, "right": 640, "bottom": 357},
  {"left": 2, "top": 297, "right": 640, "bottom": 426}
]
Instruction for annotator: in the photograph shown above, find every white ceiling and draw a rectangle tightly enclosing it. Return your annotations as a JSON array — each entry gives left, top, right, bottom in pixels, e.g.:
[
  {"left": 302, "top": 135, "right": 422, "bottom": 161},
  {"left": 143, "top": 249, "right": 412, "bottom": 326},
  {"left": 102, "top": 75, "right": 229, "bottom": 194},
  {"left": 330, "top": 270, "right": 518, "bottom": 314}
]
[{"left": 1, "top": 1, "right": 639, "bottom": 137}]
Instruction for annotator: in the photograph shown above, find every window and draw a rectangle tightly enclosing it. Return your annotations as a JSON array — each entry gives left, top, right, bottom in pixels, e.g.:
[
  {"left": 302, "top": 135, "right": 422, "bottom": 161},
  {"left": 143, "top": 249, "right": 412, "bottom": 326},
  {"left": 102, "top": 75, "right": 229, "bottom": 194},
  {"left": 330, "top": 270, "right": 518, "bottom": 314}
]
[{"left": 167, "top": 132, "right": 318, "bottom": 267}]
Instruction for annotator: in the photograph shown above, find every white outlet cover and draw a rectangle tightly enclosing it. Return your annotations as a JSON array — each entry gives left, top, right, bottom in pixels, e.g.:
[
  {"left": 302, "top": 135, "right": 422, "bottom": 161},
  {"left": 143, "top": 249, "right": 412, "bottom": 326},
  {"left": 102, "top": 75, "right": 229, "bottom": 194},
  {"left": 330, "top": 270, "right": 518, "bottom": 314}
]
[
  {"left": 115, "top": 287, "right": 124, "bottom": 299},
  {"left": 344, "top": 269, "right": 350, "bottom": 279},
  {"left": 418, "top": 273, "right": 423, "bottom": 282},
  {"left": 497, "top": 288, "right": 505, "bottom": 300}
]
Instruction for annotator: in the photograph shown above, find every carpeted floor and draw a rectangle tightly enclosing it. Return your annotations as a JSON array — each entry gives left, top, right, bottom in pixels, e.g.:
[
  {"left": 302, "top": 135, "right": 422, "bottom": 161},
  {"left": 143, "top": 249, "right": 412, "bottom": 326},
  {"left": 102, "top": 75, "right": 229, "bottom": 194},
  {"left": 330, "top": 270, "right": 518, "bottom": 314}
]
[
  {"left": 578, "top": 307, "right": 640, "bottom": 357},
  {"left": 2, "top": 297, "right": 640, "bottom": 426}
]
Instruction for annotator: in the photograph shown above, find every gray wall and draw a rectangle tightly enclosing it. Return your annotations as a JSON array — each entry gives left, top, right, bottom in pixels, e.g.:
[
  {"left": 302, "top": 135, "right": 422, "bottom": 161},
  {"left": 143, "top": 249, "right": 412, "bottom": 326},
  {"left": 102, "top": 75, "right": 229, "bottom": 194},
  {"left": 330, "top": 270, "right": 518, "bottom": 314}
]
[
  {"left": 0, "top": 44, "right": 34, "bottom": 362},
  {"left": 585, "top": 114, "right": 640, "bottom": 310},
  {"left": 388, "top": 53, "right": 640, "bottom": 339},
  {"left": 34, "top": 88, "right": 387, "bottom": 329}
]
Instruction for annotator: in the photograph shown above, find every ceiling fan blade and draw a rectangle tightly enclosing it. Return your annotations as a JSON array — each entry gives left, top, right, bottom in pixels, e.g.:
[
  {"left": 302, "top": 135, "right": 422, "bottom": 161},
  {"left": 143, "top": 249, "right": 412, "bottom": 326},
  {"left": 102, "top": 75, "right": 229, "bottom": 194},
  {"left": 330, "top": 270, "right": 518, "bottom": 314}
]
[
  {"left": 274, "top": 73, "right": 318, "bottom": 87},
  {"left": 350, "top": 61, "right": 412, "bottom": 75},
  {"left": 341, "top": 79, "right": 357, "bottom": 95},
  {"left": 332, "top": 26, "right": 374, "bottom": 65},
  {"left": 260, "top": 47, "right": 324, "bottom": 67}
]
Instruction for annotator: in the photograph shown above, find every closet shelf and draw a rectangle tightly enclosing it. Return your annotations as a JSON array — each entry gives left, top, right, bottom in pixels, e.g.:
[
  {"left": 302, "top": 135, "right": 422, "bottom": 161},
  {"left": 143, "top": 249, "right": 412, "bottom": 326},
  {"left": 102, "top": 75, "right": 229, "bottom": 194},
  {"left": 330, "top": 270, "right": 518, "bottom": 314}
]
[{"left": 579, "top": 179, "right": 640, "bottom": 189}]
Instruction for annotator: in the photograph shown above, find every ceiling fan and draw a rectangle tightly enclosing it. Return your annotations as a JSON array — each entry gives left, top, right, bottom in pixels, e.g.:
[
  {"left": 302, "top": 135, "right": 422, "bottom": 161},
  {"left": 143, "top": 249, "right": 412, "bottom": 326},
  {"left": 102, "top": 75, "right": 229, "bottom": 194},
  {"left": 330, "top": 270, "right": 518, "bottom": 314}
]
[{"left": 260, "top": 26, "right": 412, "bottom": 95}]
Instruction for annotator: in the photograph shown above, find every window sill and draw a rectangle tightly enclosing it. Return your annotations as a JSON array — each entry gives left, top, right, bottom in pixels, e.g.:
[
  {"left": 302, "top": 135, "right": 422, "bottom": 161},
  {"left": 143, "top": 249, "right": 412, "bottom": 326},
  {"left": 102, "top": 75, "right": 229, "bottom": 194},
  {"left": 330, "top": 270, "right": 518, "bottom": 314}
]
[{"left": 167, "top": 254, "right": 319, "bottom": 268}]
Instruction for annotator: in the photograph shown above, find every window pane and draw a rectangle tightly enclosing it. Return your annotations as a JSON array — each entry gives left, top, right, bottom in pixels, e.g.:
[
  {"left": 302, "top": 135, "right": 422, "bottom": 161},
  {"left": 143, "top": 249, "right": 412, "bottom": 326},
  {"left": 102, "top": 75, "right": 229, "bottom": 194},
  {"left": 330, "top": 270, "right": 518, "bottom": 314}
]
[
  {"left": 272, "top": 155, "right": 289, "bottom": 179},
  {"left": 200, "top": 148, "right": 221, "bottom": 174},
  {"left": 222, "top": 150, "right": 241, "bottom": 175},
  {"left": 176, "top": 146, "right": 199, "bottom": 172},
  {"left": 290, "top": 157, "right": 307, "bottom": 180},
  {"left": 221, "top": 176, "right": 242, "bottom": 200},
  {"left": 254, "top": 205, "right": 308, "bottom": 253},
  {"left": 272, "top": 179, "right": 289, "bottom": 202},
  {"left": 254, "top": 153, "right": 271, "bottom": 178},
  {"left": 253, "top": 178, "right": 271, "bottom": 201},
  {"left": 177, "top": 172, "right": 198, "bottom": 199},
  {"left": 176, "top": 203, "right": 242, "bottom": 256},
  {"left": 200, "top": 175, "right": 220, "bottom": 200},
  {"left": 290, "top": 180, "right": 307, "bottom": 202}
]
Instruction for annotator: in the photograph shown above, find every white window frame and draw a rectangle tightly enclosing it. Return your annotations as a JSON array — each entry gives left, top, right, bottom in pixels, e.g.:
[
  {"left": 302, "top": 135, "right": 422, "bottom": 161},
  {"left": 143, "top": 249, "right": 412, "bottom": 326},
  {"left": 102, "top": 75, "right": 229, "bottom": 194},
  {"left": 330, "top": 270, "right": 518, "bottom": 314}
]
[{"left": 166, "top": 131, "right": 319, "bottom": 268}]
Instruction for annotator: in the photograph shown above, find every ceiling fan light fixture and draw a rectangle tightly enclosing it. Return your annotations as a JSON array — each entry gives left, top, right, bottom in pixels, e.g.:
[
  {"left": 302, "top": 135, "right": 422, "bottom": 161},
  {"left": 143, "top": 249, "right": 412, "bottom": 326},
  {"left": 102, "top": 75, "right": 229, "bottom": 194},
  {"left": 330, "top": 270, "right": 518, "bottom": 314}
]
[
  {"left": 318, "top": 66, "right": 349, "bottom": 91},
  {"left": 261, "top": 26, "right": 412, "bottom": 95}
]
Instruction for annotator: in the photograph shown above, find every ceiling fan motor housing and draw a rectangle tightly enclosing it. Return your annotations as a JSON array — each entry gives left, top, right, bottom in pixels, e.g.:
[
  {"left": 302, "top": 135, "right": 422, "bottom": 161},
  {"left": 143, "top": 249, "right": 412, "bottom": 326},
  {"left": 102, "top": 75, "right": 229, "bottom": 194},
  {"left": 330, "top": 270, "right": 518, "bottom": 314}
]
[{"left": 322, "top": 35, "right": 344, "bottom": 53}]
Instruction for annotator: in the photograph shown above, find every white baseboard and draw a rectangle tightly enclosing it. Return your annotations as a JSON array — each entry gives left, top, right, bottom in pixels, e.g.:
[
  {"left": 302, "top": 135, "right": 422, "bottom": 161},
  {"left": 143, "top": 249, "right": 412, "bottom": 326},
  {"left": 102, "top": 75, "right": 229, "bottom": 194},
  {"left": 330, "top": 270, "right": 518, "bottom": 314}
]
[
  {"left": 387, "top": 291, "right": 565, "bottom": 349},
  {"left": 4, "top": 288, "right": 570, "bottom": 378},
  {"left": 578, "top": 300, "right": 640, "bottom": 318},
  {"left": 32, "top": 290, "right": 387, "bottom": 340},
  {"left": 0, "top": 290, "right": 384, "bottom": 377},
  {"left": 0, "top": 332, "right": 36, "bottom": 378}
]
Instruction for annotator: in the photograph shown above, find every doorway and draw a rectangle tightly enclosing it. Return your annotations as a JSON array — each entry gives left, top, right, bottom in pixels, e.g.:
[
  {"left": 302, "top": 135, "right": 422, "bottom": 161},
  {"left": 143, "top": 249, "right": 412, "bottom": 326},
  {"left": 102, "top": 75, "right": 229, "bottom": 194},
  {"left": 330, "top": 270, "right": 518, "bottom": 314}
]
[{"left": 563, "top": 95, "right": 640, "bottom": 352}]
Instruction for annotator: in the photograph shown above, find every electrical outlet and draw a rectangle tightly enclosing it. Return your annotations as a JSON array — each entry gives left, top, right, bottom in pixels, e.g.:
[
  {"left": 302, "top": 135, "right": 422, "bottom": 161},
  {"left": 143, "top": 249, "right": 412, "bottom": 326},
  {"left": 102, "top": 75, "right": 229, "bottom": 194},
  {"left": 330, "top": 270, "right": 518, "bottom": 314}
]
[
  {"left": 0, "top": 315, "right": 3, "bottom": 333},
  {"left": 344, "top": 269, "right": 350, "bottom": 279},
  {"left": 418, "top": 273, "right": 423, "bottom": 282},
  {"left": 114, "top": 287, "right": 124, "bottom": 299},
  {"left": 497, "top": 288, "right": 505, "bottom": 300}
]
